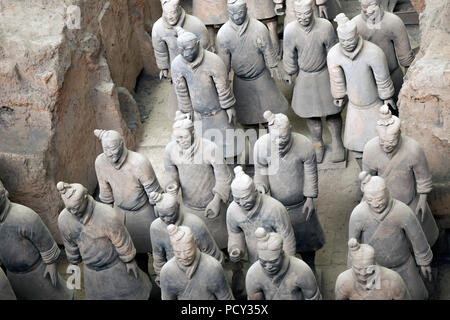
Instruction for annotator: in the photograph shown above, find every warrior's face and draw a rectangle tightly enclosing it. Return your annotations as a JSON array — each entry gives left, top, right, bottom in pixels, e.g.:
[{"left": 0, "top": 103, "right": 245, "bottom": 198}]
[
  {"left": 365, "top": 188, "right": 389, "bottom": 213},
  {"left": 173, "top": 127, "right": 193, "bottom": 150},
  {"left": 64, "top": 191, "right": 88, "bottom": 217},
  {"left": 352, "top": 260, "right": 375, "bottom": 284},
  {"left": 360, "top": 0, "right": 381, "bottom": 23},
  {"left": 379, "top": 132, "right": 400, "bottom": 154},
  {"left": 163, "top": 5, "right": 181, "bottom": 26},
  {"left": 179, "top": 40, "right": 200, "bottom": 63},
  {"left": 228, "top": 3, "right": 247, "bottom": 26},
  {"left": 173, "top": 242, "right": 197, "bottom": 267},
  {"left": 233, "top": 188, "right": 258, "bottom": 211},
  {"left": 339, "top": 32, "right": 359, "bottom": 52},
  {"left": 295, "top": 6, "right": 313, "bottom": 26},
  {"left": 259, "top": 254, "right": 283, "bottom": 276},
  {"left": 158, "top": 205, "right": 180, "bottom": 226},
  {"left": 102, "top": 138, "right": 124, "bottom": 165},
  {"left": 270, "top": 125, "right": 291, "bottom": 149}
]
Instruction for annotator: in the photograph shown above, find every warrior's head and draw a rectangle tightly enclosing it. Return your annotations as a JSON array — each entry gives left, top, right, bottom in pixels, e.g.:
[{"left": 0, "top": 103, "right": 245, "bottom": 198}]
[
  {"left": 175, "top": 27, "right": 200, "bottom": 63},
  {"left": 168, "top": 224, "right": 197, "bottom": 267},
  {"left": 294, "top": 0, "right": 314, "bottom": 27},
  {"left": 359, "top": 0, "right": 382, "bottom": 23},
  {"left": 57, "top": 181, "right": 89, "bottom": 216},
  {"left": 0, "top": 179, "right": 9, "bottom": 213},
  {"left": 348, "top": 238, "right": 377, "bottom": 285},
  {"left": 150, "top": 184, "right": 180, "bottom": 225},
  {"left": 227, "top": 0, "right": 247, "bottom": 26},
  {"left": 376, "top": 105, "right": 401, "bottom": 154},
  {"left": 231, "top": 166, "right": 258, "bottom": 212},
  {"left": 172, "top": 111, "right": 195, "bottom": 150},
  {"left": 335, "top": 13, "right": 359, "bottom": 53},
  {"left": 359, "top": 172, "right": 390, "bottom": 214},
  {"left": 255, "top": 228, "right": 284, "bottom": 276},
  {"left": 94, "top": 129, "right": 125, "bottom": 166},
  {"left": 264, "top": 111, "right": 292, "bottom": 149},
  {"left": 161, "top": 0, "right": 182, "bottom": 26}
]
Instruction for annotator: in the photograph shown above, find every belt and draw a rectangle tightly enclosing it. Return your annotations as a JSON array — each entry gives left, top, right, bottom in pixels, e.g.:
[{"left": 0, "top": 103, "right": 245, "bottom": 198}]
[
  {"left": 7, "top": 257, "right": 42, "bottom": 274},
  {"left": 85, "top": 258, "right": 120, "bottom": 272},
  {"left": 194, "top": 108, "right": 222, "bottom": 119},
  {"left": 284, "top": 198, "right": 306, "bottom": 210}
]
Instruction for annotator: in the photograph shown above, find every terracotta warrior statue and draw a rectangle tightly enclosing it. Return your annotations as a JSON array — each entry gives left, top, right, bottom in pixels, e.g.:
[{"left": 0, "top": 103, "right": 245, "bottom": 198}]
[
  {"left": 192, "top": 0, "right": 228, "bottom": 52},
  {"left": 94, "top": 129, "right": 162, "bottom": 275},
  {"left": 171, "top": 28, "right": 243, "bottom": 164},
  {"left": 0, "top": 179, "right": 73, "bottom": 300},
  {"left": 57, "top": 182, "right": 151, "bottom": 300},
  {"left": 149, "top": 185, "right": 224, "bottom": 286},
  {"left": 246, "top": 228, "right": 322, "bottom": 300},
  {"left": 327, "top": 13, "right": 395, "bottom": 167},
  {"left": 0, "top": 267, "right": 16, "bottom": 300},
  {"left": 227, "top": 166, "right": 296, "bottom": 265},
  {"left": 352, "top": 0, "right": 415, "bottom": 106},
  {"left": 335, "top": 238, "right": 410, "bottom": 300},
  {"left": 160, "top": 224, "right": 234, "bottom": 300},
  {"left": 283, "top": 0, "right": 342, "bottom": 25},
  {"left": 217, "top": 0, "right": 289, "bottom": 133},
  {"left": 349, "top": 173, "right": 433, "bottom": 300},
  {"left": 164, "top": 112, "right": 233, "bottom": 249},
  {"left": 362, "top": 105, "right": 439, "bottom": 248},
  {"left": 283, "top": 0, "right": 344, "bottom": 163},
  {"left": 253, "top": 111, "right": 325, "bottom": 271},
  {"left": 152, "top": 0, "right": 210, "bottom": 120}
]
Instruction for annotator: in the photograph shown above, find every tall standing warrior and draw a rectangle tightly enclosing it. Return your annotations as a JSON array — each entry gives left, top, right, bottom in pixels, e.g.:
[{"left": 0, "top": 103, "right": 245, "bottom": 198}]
[
  {"left": 57, "top": 182, "right": 151, "bottom": 300},
  {"left": 227, "top": 166, "right": 296, "bottom": 265},
  {"left": 94, "top": 129, "right": 162, "bottom": 274},
  {"left": 171, "top": 28, "right": 243, "bottom": 163},
  {"left": 0, "top": 267, "right": 16, "bottom": 300},
  {"left": 283, "top": 0, "right": 344, "bottom": 163},
  {"left": 253, "top": 111, "right": 325, "bottom": 271},
  {"left": 160, "top": 225, "right": 234, "bottom": 300},
  {"left": 327, "top": 13, "right": 395, "bottom": 167},
  {"left": 164, "top": 112, "right": 232, "bottom": 249},
  {"left": 352, "top": 0, "right": 415, "bottom": 104},
  {"left": 283, "top": 0, "right": 342, "bottom": 25},
  {"left": 0, "top": 180, "right": 73, "bottom": 300},
  {"left": 246, "top": 228, "right": 322, "bottom": 300},
  {"left": 349, "top": 173, "right": 433, "bottom": 300},
  {"left": 362, "top": 105, "right": 439, "bottom": 247},
  {"left": 335, "top": 238, "right": 410, "bottom": 300},
  {"left": 149, "top": 186, "right": 224, "bottom": 285},
  {"left": 152, "top": 0, "right": 210, "bottom": 120},
  {"left": 217, "top": 0, "right": 289, "bottom": 132}
]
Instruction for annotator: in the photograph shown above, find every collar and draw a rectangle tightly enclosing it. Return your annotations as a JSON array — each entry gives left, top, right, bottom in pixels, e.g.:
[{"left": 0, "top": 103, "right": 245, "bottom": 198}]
[
  {"left": 340, "top": 36, "right": 364, "bottom": 60},
  {"left": 113, "top": 147, "right": 128, "bottom": 170},
  {"left": 278, "top": 135, "right": 293, "bottom": 158},
  {"left": 265, "top": 254, "right": 290, "bottom": 284},
  {"left": 384, "top": 136, "right": 402, "bottom": 160},
  {"left": 360, "top": 9, "right": 385, "bottom": 25},
  {"left": 178, "top": 133, "right": 201, "bottom": 163},
  {"left": 230, "top": 16, "right": 250, "bottom": 37},
  {"left": 186, "top": 46, "right": 205, "bottom": 70},
  {"left": 0, "top": 198, "right": 11, "bottom": 223},
  {"left": 78, "top": 195, "right": 95, "bottom": 225},
  {"left": 245, "top": 192, "right": 263, "bottom": 219},
  {"left": 163, "top": 7, "right": 186, "bottom": 29},
  {"left": 297, "top": 17, "right": 315, "bottom": 33},
  {"left": 368, "top": 197, "right": 394, "bottom": 222},
  {"left": 176, "top": 248, "right": 201, "bottom": 280}
]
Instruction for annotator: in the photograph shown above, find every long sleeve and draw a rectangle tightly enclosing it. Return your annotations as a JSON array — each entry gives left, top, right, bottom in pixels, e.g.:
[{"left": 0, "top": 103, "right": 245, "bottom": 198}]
[
  {"left": 163, "top": 145, "right": 180, "bottom": 187},
  {"left": 392, "top": 273, "right": 411, "bottom": 300},
  {"left": 226, "top": 209, "right": 246, "bottom": 257},
  {"left": 283, "top": 27, "right": 299, "bottom": 75},
  {"left": 151, "top": 25, "right": 171, "bottom": 70},
  {"left": 59, "top": 222, "right": 82, "bottom": 265},
  {"left": 334, "top": 273, "right": 350, "bottom": 300},
  {"left": 105, "top": 216, "right": 136, "bottom": 263},
  {"left": 411, "top": 145, "right": 433, "bottom": 194},
  {"left": 217, "top": 37, "right": 232, "bottom": 74},
  {"left": 139, "top": 158, "right": 162, "bottom": 200},
  {"left": 327, "top": 53, "right": 347, "bottom": 99},
  {"left": 211, "top": 58, "right": 236, "bottom": 109},
  {"left": 402, "top": 209, "right": 433, "bottom": 266},
  {"left": 212, "top": 266, "right": 235, "bottom": 300},
  {"left": 150, "top": 229, "right": 167, "bottom": 277},
  {"left": 275, "top": 207, "right": 296, "bottom": 256},
  {"left": 160, "top": 270, "right": 177, "bottom": 300},
  {"left": 303, "top": 142, "right": 319, "bottom": 198},
  {"left": 257, "top": 25, "right": 278, "bottom": 69},
  {"left": 392, "top": 19, "right": 415, "bottom": 68},
  {"left": 348, "top": 207, "right": 364, "bottom": 267},
  {"left": 298, "top": 269, "right": 322, "bottom": 300},
  {"left": 196, "top": 223, "right": 225, "bottom": 265},
  {"left": 95, "top": 158, "right": 114, "bottom": 204},
  {"left": 362, "top": 144, "right": 379, "bottom": 176},
  {"left": 370, "top": 49, "right": 395, "bottom": 100},
  {"left": 324, "top": 23, "right": 338, "bottom": 52},
  {"left": 210, "top": 147, "right": 232, "bottom": 204},
  {"left": 253, "top": 141, "right": 271, "bottom": 194},
  {"left": 245, "top": 268, "right": 265, "bottom": 300},
  {"left": 173, "top": 71, "right": 194, "bottom": 114}
]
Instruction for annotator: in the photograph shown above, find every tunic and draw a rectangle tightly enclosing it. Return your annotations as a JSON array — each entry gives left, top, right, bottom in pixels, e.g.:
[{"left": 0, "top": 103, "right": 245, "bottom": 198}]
[
  {"left": 246, "top": 254, "right": 322, "bottom": 300},
  {"left": 254, "top": 133, "right": 325, "bottom": 253},
  {"left": 192, "top": 0, "right": 228, "bottom": 26},
  {"left": 335, "top": 266, "right": 410, "bottom": 300},
  {"left": 160, "top": 249, "right": 234, "bottom": 300},
  {"left": 58, "top": 196, "right": 151, "bottom": 300},
  {"left": 164, "top": 136, "right": 232, "bottom": 249},
  {"left": 151, "top": 8, "right": 210, "bottom": 120},
  {"left": 217, "top": 17, "right": 288, "bottom": 125},
  {"left": 363, "top": 136, "right": 439, "bottom": 247},
  {"left": 327, "top": 38, "right": 395, "bottom": 152},
  {"left": 0, "top": 267, "right": 16, "bottom": 300},
  {"left": 95, "top": 148, "right": 162, "bottom": 253},
  {"left": 283, "top": 17, "right": 339, "bottom": 118},
  {"left": 349, "top": 198, "right": 433, "bottom": 300},
  {"left": 171, "top": 47, "right": 243, "bottom": 158},
  {"left": 0, "top": 200, "right": 73, "bottom": 300},
  {"left": 353, "top": 12, "right": 415, "bottom": 99},
  {"left": 247, "top": 0, "right": 278, "bottom": 20},
  {"left": 150, "top": 210, "right": 224, "bottom": 279},
  {"left": 226, "top": 193, "right": 297, "bottom": 264}
]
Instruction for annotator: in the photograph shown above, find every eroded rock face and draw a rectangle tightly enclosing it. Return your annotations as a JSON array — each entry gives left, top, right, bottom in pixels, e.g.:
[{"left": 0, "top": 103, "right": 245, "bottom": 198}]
[
  {"left": 0, "top": 0, "right": 154, "bottom": 242},
  {"left": 398, "top": 0, "right": 450, "bottom": 221}
]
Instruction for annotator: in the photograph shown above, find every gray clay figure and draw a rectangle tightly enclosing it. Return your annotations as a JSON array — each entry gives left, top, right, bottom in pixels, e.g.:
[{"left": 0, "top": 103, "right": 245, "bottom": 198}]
[
  {"left": 335, "top": 238, "right": 410, "bottom": 300},
  {"left": 362, "top": 105, "right": 439, "bottom": 247},
  {"left": 149, "top": 185, "right": 224, "bottom": 286},
  {"left": 283, "top": 0, "right": 344, "bottom": 163},
  {"left": 0, "top": 267, "right": 16, "bottom": 300},
  {"left": 352, "top": 0, "right": 415, "bottom": 101},
  {"left": 227, "top": 166, "right": 296, "bottom": 265},
  {"left": 171, "top": 28, "right": 243, "bottom": 161},
  {"left": 57, "top": 182, "right": 151, "bottom": 300},
  {"left": 349, "top": 173, "right": 433, "bottom": 300},
  {"left": 217, "top": 0, "right": 289, "bottom": 128},
  {"left": 246, "top": 228, "right": 322, "bottom": 300},
  {"left": 160, "top": 224, "right": 234, "bottom": 300},
  {"left": 152, "top": 0, "right": 211, "bottom": 120},
  {"left": 0, "top": 180, "right": 73, "bottom": 300},
  {"left": 284, "top": 0, "right": 342, "bottom": 25},
  {"left": 327, "top": 13, "right": 395, "bottom": 166},
  {"left": 253, "top": 111, "right": 325, "bottom": 271},
  {"left": 164, "top": 112, "right": 232, "bottom": 249}
]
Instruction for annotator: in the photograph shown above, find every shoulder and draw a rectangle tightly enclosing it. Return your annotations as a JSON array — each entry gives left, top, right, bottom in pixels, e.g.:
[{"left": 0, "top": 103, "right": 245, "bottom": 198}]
[
  {"left": 95, "top": 153, "right": 107, "bottom": 168},
  {"left": 335, "top": 269, "right": 353, "bottom": 292},
  {"left": 205, "top": 50, "right": 225, "bottom": 66},
  {"left": 58, "top": 209, "right": 75, "bottom": 231},
  {"left": 364, "top": 40, "right": 385, "bottom": 58},
  {"left": 351, "top": 14, "right": 364, "bottom": 27},
  {"left": 227, "top": 201, "right": 241, "bottom": 217},
  {"left": 284, "top": 20, "right": 298, "bottom": 35},
  {"left": 403, "top": 136, "right": 423, "bottom": 156},
  {"left": 350, "top": 202, "right": 369, "bottom": 220},
  {"left": 9, "top": 202, "right": 40, "bottom": 224},
  {"left": 363, "top": 137, "right": 380, "bottom": 154},
  {"left": 185, "top": 13, "right": 207, "bottom": 29},
  {"left": 184, "top": 212, "right": 207, "bottom": 230},
  {"left": 383, "top": 12, "right": 405, "bottom": 27},
  {"left": 165, "top": 140, "right": 178, "bottom": 155},
  {"left": 254, "top": 134, "right": 270, "bottom": 150},
  {"left": 150, "top": 218, "right": 165, "bottom": 234},
  {"left": 292, "top": 133, "right": 313, "bottom": 148},
  {"left": 217, "top": 21, "right": 232, "bottom": 39},
  {"left": 261, "top": 194, "right": 286, "bottom": 212},
  {"left": 289, "top": 256, "right": 314, "bottom": 276},
  {"left": 246, "top": 261, "right": 263, "bottom": 279},
  {"left": 152, "top": 18, "right": 165, "bottom": 35},
  {"left": 171, "top": 55, "right": 185, "bottom": 69},
  {"left": 201, "top": 253, "right": 223, "bottom": 274},
  {"left": 317, "top": 17, "right": 334, "bottom": 30},
  {"left": 94, "top": 201, "right": 123, "bottom": 226},
  {"left": 160, "top": 257, "right": 179, "bottom": 277},
  {"left": 327, "top": 44, "right": 341, "bottom": 60},
  {"left": 392, "top": 199, "right": 414, "bottom": 217},
  {"left": 127, "top": 150, "right": 149, "bottom": 166}
]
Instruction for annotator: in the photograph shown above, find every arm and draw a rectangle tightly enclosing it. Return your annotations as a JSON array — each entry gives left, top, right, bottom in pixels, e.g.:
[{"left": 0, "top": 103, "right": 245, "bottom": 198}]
[
  {"left": 150, "top": 227, "right": 167, "bottom": 283},
  {"left": 172, "top": 65, "right": 194, "bottom": 114},
  {"left": 196, "top": 222, "right": 225, "bottom": 265},
  {"left": 411, "top": 145, "right": 433, "bottom": 221},
  {"left": 370, "top": 49, "right": 395, "bottom": 100},
  {"left": 392, "top": 273, "right": 411, "bottom": 300},
  {"left": 210, "top": 146, "right": 232, "bottom": 204},
  {"left": 392, "top": 18, "right": 415, "bottom": 68},
  {"left": 253, "top": 140, "right": 271, "bottom": 194},
  {"left": 257, "top": 24, "right": 278, "bottom": 70},
  {"left": 324, "top": 22, "right": 338, "bottom": 53},
  {"left": 160, "top": 268, "right": 177, "bottom": 300},
  {"left": 151, "top": 24, "right": 171, "bottom": 71},
  {"left": 297, "top": 263, "right": 322, "bottom": 300},
  {"left": 302, "top": 142, "right": 319, "bottom": 221},
  {"left": 211, "top": 58, "right": 236, "bottom": 110},
  {"left": 348, "top": 208, "right": 364, "bottom": 267},
  {"left": 334, "top": 273, "right": 350, "bottom": 300},
  {"left": 212, "top": 266, "right": 235, "bottom": 300},
  {"left": 216, "top": 33, "right": 232, "bottom": 74},
  {"left": 327, "top": 53, "right": 347, "bottom": 101},
  {"left": 226, "top": 209, "right": 246, "bottom": 262},
  {"left": 59, "top": 223, "right": 82, "bottom": 265},
  {"left": 105, "top": 216, "right": 136, "bottom": 264},
  {"left": 138, "top": 157, "right": 162, "bottom": 204},
  {"left": 282, "top": 25, "right": 299, "bottom": 83},
  {"left": 362, "top": 144, "right": 379, "bottom": 176},
  {"left": 275, "top": 207, "right": 297, "bottom": 256},
  {"left": 402, "top": 210, "right": 433, "bottom": 268},
  {"left": 246, "top": 268, "right": 265, "bottom": 300},
  {"left": 95, "top": 158, "right": 114, "bottom": 205},
  {"left": 163, "top": 145, "right": 180, "bottom": 188}
]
